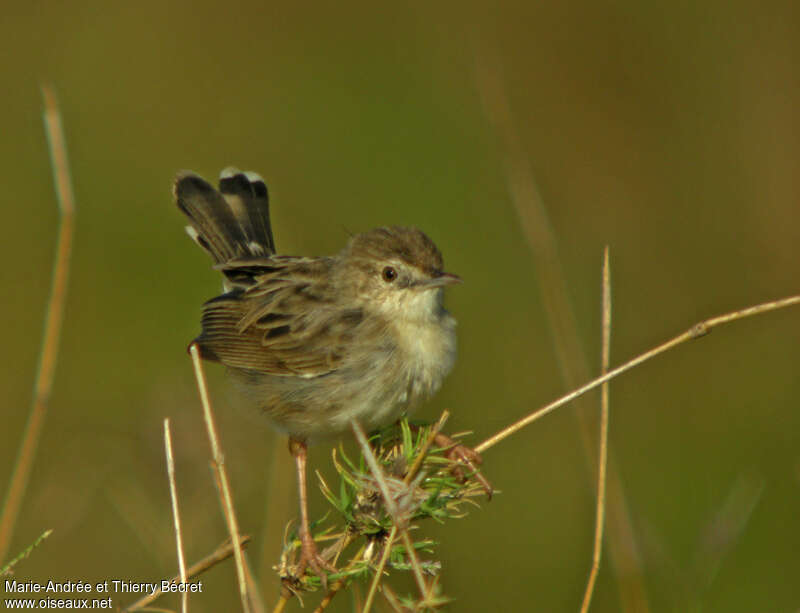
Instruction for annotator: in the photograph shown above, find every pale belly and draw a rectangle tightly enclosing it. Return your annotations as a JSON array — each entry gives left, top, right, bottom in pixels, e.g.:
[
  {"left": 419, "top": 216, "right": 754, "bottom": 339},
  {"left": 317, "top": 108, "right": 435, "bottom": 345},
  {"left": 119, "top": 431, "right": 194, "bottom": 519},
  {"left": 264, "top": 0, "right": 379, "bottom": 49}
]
[{"left": 235, "top": 312, "right": 457, "bottom": 441}]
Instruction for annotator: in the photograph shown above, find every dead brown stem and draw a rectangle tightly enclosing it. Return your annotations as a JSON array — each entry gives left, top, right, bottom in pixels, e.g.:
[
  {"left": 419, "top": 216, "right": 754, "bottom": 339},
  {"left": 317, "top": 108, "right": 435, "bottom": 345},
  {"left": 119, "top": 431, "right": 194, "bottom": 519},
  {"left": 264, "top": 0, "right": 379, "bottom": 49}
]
[{"left": 0, "top": 85, "right": 76, "bottom": 562}]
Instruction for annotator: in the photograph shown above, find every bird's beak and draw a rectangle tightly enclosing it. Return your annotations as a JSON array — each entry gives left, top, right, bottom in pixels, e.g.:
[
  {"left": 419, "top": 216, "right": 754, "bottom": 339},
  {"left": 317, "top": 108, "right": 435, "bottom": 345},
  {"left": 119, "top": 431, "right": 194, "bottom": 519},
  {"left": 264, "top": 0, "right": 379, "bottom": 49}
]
[{"left": 421, "top": 271, "right": 463, "bottom": 288}]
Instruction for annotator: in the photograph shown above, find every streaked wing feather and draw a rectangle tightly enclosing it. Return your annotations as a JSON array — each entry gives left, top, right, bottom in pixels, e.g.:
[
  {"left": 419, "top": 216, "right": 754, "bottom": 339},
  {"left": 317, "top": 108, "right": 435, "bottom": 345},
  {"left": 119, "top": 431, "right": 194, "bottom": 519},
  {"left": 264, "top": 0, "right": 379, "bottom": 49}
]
[{"left": 196, "top": 256, "right": 363, "bottom": 377}]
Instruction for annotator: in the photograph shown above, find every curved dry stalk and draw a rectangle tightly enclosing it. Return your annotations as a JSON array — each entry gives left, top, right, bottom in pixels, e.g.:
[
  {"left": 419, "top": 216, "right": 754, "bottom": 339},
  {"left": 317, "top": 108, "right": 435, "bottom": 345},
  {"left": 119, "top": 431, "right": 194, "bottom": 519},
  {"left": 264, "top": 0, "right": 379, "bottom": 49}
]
[
  {"left": 312, "top": 579, "right": 345, "bottom": 612},
  {"left": 405, "top": 411, "right": 449, "bottom": 485},
  {"left": 351, "top": 420, "right": 398, "bottom": 519},
  {"left": 122, "top": 536, "right": 251, "bottom": 612},
  {"left": 360, "top": 411, "right": 449, "bottom": 613},
  {"left": 580, "top": 247, "right": 611, "bottom": 613},
  {"left": 0, "top": 85, "right": 75, "bottom": 562},
  {"left": 271, "top": 586, "right": 292, "bottom": 613},
  {"left": 350, "top": 420, "right": 423, "bottom": 602},
  {"left": 259, "top": 435, "right": 292, "bottom": 604},
  {"left": 400, "top": 530, "right": 429, "bottom": 599},
  {"left": 189, "top": 343, "right": 252, "bottom": 613},
  {"left": 473, "top": 46, "right": 650, "bottom": 611},
  {"left": 476, "top": 293, "right": 800, "bottom": 454}
]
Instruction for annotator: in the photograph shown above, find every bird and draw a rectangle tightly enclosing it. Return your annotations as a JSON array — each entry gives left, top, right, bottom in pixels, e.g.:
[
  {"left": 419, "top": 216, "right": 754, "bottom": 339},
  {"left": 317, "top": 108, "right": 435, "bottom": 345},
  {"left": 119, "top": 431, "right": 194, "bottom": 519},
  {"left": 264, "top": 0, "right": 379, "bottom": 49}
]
[{"left": 174, "top": 167, "right": 472, "bottom": 577}]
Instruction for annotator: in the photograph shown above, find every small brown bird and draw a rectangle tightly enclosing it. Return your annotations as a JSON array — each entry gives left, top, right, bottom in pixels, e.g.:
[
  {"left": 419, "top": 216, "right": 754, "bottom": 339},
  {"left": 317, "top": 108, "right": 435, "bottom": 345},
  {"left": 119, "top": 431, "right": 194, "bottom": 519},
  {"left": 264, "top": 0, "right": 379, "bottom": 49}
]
[{"left": 175, "top": 168, "right": 466, "bottom": 575}]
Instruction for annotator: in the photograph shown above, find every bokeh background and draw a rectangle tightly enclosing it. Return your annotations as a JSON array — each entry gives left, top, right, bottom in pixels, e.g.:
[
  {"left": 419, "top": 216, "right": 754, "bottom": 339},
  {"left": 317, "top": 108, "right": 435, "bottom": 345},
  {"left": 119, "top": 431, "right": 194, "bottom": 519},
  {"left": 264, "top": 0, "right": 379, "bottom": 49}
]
[{"left": 2, "top": 2, "right": 799, "bottom": 611}]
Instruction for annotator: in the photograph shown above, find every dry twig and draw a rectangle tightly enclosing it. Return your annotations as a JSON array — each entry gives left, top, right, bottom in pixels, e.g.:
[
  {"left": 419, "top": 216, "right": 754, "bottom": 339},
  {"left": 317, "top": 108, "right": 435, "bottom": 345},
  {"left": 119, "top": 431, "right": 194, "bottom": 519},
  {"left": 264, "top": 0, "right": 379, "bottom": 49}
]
[
  {"left": 189, "top": 343, "right": 252, "bottom": 613},
  {"left": 580, "top": 247, "right": 612, "bottom": 612},
  {"left": 473, "top": 46, "right": 651, "bottom": 611},
  {"left": 0, "top": 85, "right": 75, "bottom": 562},
  {"left": 122, "top": 536, "right": 252, "bottom": 612},
  {"left": 164, "top": 418, "right": 189, "bottom": 613},
  {"left": 476, "top": 293, "right": 800, "bottom": 454}
]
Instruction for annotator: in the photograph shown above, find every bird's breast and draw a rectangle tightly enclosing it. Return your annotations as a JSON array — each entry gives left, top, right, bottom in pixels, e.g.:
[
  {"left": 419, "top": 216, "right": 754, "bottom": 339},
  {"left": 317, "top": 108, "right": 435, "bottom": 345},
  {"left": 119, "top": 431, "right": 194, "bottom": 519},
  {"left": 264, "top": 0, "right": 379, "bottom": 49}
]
[{"left": 391, "top": 312, "right": 457, "bottom": 400}]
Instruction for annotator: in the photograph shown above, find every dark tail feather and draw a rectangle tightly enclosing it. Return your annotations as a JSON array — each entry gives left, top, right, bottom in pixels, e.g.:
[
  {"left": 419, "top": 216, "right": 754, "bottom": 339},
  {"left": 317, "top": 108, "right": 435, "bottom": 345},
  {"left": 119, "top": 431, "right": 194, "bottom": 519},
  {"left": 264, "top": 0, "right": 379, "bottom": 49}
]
[
  {"left": 174, "top": 168, "right": 275, "bottom": 265},
  {"left": 219, "top": 167, "right": 276, "bottom": 254}
]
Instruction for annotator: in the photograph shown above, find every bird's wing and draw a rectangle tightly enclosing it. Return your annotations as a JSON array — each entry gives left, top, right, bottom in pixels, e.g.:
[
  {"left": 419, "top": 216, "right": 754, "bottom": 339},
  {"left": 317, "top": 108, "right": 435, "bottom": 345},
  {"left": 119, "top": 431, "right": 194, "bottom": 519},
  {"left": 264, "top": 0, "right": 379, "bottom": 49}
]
[{"left": 195, "top": 256, "right": 365, "bottom": 377}]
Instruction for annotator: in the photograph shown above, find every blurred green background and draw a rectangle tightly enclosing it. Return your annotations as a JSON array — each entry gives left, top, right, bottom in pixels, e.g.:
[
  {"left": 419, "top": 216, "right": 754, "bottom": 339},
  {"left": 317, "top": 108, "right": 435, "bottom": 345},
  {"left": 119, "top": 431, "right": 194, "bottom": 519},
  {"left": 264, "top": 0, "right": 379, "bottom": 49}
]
[{"left": 2, "top": 1, "right": 799, "bottom": 611}]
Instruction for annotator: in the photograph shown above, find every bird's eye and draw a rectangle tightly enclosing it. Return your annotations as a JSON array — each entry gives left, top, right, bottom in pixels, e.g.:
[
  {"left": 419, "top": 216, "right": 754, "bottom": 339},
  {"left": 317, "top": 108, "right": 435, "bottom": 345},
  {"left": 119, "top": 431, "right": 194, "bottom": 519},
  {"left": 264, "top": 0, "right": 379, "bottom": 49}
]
[{"left": 381, "top": 266, "right": 397, "bottom": 283}]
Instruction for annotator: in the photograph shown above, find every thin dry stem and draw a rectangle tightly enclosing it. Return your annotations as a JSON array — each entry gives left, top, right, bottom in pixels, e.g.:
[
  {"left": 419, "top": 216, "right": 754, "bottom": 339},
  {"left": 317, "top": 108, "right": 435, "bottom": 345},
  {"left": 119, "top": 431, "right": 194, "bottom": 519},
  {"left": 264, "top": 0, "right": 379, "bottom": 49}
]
[
  {"left": 350, "top": 420, "right": 398, "bottom": 519},
  {"left": 122, "top": 536, "right": 251, "bottom": 612},
  {"left": 259, "top": 434, "right": 292, "bottom": 604},
  {"left": 164, "top": 419, "right": 188, "bottom": 613},
  {"left": 382, "top": 585, "right": 404, "bottom": 612},
  {"left": 189, "top": 343, "right": 251, "bottom": 613},
  {"left": 476, "top": 293, "right": 800, "bottom": 454},
  {"left": 312, "top": 579, "right": 345, "bottom": 612},
  {"left": 0, "top": 85, "right": 76, "bottom": 562},
  {"left": 400, "top": 529, "right": 429, "bottom": 599},
  {"left": 272, "top": 585, "right": 293, "bottom": 613},
  {"left": 473, "top": 47, "right": 650, "bottom": 612},
  {"left": 580, "top": 247, "right": 611, "bottom": 613},
  {"left": 363, "top": 524, "right": 399, "bottom": 613},
  {"left": 243, "top": 557, "right": 266, "bottom": 613},
  {"left": 361, "top": 411, "right": 450, "bottom": 613},
  {"left": 405, "top": 411, "right": 449, "bottom": 485},
  {"left": 351, "top": 418, "right": 432, "bottom": 602},
  {"left": 691, "top": 472, "right": 764, "bottom": 588}
]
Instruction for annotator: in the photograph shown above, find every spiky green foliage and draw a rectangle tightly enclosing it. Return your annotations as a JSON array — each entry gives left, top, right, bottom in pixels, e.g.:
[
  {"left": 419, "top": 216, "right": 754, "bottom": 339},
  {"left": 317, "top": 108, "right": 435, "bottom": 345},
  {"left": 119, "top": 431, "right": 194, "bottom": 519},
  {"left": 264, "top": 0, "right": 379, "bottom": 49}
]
[{"left": 275, "top": 417, "right": 488, "bottom": 609}]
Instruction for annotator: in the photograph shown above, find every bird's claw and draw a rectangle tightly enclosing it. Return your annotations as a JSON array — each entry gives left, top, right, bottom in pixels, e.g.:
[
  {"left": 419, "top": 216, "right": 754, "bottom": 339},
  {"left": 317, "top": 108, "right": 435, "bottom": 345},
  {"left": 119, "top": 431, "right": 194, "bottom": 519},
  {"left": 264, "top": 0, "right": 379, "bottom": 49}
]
[
  {"left": 297, "top": 530, "right": 336, "bottom": 591},
  {"left": 433, "top": 432, "right": 494, "bottom": 499}
]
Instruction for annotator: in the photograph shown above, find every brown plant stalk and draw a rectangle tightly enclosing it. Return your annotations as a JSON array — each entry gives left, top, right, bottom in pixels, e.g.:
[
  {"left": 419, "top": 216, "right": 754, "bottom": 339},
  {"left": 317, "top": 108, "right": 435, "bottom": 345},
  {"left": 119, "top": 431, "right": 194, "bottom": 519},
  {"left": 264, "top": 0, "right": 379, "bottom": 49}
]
[
  {"left": 476, "top": 293, "right": 800, "bottom": 454},
  {"left": 580, "top": 247, "right": 612, "bottom": 613},
  {"left": 472, "top": 45, "right": 651, "bottom": 612},
  {"left": 190, "top": 343, "right": 254, "bottom": 613},
  {"left": 164, "top": 418, "right": 189, "bottom": 613},
  {"left": 0, "top": 85, "right": 75, "bottom": 562},
  {"left": 122, "top": 536, "right": 252, "bottom": 612}
]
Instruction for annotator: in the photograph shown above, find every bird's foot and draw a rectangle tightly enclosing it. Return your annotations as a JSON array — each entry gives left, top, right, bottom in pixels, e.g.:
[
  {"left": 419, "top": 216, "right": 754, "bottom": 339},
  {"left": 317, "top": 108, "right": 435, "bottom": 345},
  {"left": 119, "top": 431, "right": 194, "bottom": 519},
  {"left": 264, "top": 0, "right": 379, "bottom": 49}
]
[
  {"left": 297, "top": 529, "right": 336, "bottom": 590},
  {"left": 433, "top": 432, "right": 494, "bottom": 499}
]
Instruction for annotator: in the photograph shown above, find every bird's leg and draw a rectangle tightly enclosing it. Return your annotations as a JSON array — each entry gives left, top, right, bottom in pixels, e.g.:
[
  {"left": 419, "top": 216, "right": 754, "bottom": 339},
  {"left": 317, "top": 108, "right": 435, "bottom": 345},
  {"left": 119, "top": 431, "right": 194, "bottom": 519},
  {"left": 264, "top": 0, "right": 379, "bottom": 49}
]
[
  {"left": 289, "top": 437, "right": 335, "bottom": 583},
  {"left": 409, "top": 426, "right": 494, "bottom": 499}
]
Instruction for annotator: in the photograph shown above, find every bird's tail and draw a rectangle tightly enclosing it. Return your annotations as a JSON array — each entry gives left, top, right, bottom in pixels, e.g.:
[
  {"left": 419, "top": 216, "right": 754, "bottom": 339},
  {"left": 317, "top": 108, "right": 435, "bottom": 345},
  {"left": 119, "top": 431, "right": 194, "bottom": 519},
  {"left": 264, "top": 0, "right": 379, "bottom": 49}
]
[{"left": 174, "top": 167, "right": 276, "bottom": 266}]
